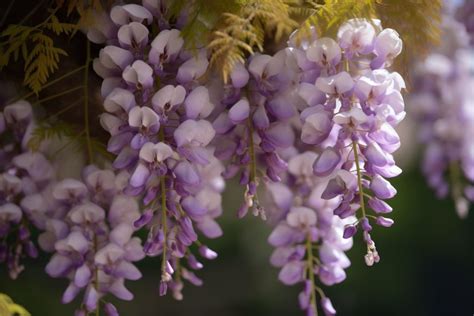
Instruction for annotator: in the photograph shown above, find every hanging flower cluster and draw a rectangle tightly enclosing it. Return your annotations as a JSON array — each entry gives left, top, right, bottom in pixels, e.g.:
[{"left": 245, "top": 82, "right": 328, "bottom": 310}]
[
  {"left": 267, "top": 151, "right": 354, "bottom": 316},
  {"left": 294, "top": 19, "right": 405, "bottom": 267},
  {"left": 258, "top": 18, "right": 406, "bottom": 315},
  {"left": 0, "top": 100, "right": 55, "bottom": 279},
  {"left": 410, "top": 10, "right": 474, "bottom": 218},
  {"left": 43, "top": 167, "right": 144, "bottom": 315},
  {"left": 94, "top": 1, "right": 223, "bottom": 298},
  {"left": 212, "top": 51, "right": 298, "bottom": 220}
]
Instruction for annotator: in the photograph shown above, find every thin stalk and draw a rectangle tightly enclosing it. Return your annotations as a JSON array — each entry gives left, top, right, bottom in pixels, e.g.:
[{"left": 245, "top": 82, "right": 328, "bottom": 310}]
[
  {"left": 352, "top": 140, "right": 367, "bottom": 218},
  {"left": 159, "top": 127, "right": 168, "bottom": 276},
  {"left": 83, "top": 40, "right": 93, "bottom": 164},
  {"left": 306, "top": 233, "right": 318, "bottom": 316},
  {"left": 51, "top": 129, "right": 85, "bottom": 159},
  {"left": 93, "top": 233, "right": 100, "bottom": 316},
  {"left": 49, "top": 97, "right": 83, "bottom": 119},
  {"left": 32, "top": 85, "right": 84, "bottom": 104},
  {"left": 0, "top": 0, "right": 16, "bottom": 28},
  {"left": 10, "top": 65, "right": 87, "bottom": 103},
  {"left": 160, "top": 174, "right": 168, "bottom": 274},
  {"left": 449, "top": 161, "right": 462, "bottom": 200},
  {"left": 246, "top": 116, "right": 258, "bottom": 187}
]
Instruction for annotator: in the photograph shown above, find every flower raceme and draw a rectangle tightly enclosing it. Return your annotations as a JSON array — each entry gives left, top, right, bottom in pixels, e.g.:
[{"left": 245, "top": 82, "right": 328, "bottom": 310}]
[
  {"left": 0, "top": 100, "right": 55, "bottom": 279},
  {"left": 262, "top": 19, "right": 406, "bottom": 315},
  {"left": 44, "top": 167, "right": 144, "bottom": 315},
  {"left": 293, "top": 19, "right": 405, "bottom": 267},
  {"left": 410, "top": 12, "right": 474, "bottom": 218},
  {"left": 95, "top": 1, "right": 223, "bottom": 302}
]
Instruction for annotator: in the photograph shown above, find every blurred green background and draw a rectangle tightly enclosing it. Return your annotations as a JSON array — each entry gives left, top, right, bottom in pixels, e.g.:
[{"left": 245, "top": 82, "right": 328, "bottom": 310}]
[{"left": 2, "top": 165, "right": 474, "bottom": 316}]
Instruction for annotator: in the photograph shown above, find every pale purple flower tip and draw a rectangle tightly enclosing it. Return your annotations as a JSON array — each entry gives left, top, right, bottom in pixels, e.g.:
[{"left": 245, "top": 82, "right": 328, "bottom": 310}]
[
  {"left": 343, "top": 225, "right": 357, "bottom": 239},
  {"left": 104, "top": 302, "right": 119, "bottom": 316},
  {"left": 279, "top": 261, "right": 305, "bottom": 285},
  {"left": 368, "top": 197, "right": 393, "bottom": 213},
  {"left": 230, "top": 62, "right": 249, "bottom": 88},
  {"left": 376, "top": 216, "right": 394, "bottom": 227},
  {"left": 198, "top": 245, "right": 218, "bottom": 260},
  {"left": 176, "top": 51, "right": 209, "bottom": 83},
  {"left": 133, "top": 209, "right": 154, "bottom": 228},
  {"left": 228, "top": 99, "right": 250, "bottom": 124},
  {"left": 313, "top": 147, "right": 341, "bottom": 176},
  {"left": 301, "top": 111, "right": 332, "bottom": 145},
  {"left": 360, "top": 217, "right": 372, "bottom": 231},
  {"left": 321, "top": 297, "right": 336, "bottom": 316},
  {"left": 159, "top": 280, "right": 168, "bottom": 296},
  {"left": 370, "top": 174, "right": 397, "bottom": 199},
  {"left": 184, "top": 86, "right": 214, "bottom": 119}
]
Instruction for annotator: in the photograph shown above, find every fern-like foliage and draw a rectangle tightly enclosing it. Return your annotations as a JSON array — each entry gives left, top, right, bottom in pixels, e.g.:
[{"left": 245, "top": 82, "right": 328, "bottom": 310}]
[
  {"left": 167, "top": 0, "right": 241, "bottom": 50},
  {"left": 0, "top": 12, "right": 76, "bottom": 93},
  {"left": 28, "top": 120, "right": 77, "bottom": 151},
  {"left": 207, "top": 0, "right": 298, "bottom": 81},
  {"left": 28, "top": 119, "right": 113, "bottom": 160}
]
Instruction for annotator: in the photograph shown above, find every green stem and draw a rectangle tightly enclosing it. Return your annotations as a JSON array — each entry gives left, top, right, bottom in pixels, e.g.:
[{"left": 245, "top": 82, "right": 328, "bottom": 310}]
[
  {"left": 160, "top": 174, "right": 168, "bottom": 274},
  {"left": 51, "top": 129, "right": 85, "bottom": 158},
  {"left": 93, "top": 233, "right": 100, "bottom": 316},
  {"left": 449, "top": 161, "right": 462, "bottom": 200},
  {"left": 306, "top": 233, "right": 318, "bottom": 316},
  {"left": 49, "top": 97, "right": 83, "bottom": 119},
  {"left": 32, "top": 85, "right": 84, "bottom": 104},
  {"left": 159, "top": 127, "right": 168, "bottom": 276},
  {"left": 246, "top": 116, "right": 258, "bottom": 185},
  {"left": 83, "top": 40, "right": 93, "bottom": 164},
  {"left": 12, "top": 65, "right": 87, "bottom": 102},
  {"left": 352, "top": 140, "right": 367, "bottom": 218}
]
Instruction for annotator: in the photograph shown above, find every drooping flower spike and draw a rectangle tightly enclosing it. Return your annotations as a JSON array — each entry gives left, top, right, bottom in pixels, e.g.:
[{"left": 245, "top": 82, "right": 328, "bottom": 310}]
[
  {"left": 266, "top": 151, "right": 354, "bottom": 316},
  {"left": 0, "top": 100, "right": 55, "bottom": 279},
  {"left": 95, "top": 1, "right": 224, "bottom": 299},
  {"left": 43, "top": 167, "right": 144, "bottom": 315},
  {"left": 291, "top": 18, "right": 405, "bottom": 266},
  {"left": 410, "top": 11, "right": 474, "bottom": 218}
]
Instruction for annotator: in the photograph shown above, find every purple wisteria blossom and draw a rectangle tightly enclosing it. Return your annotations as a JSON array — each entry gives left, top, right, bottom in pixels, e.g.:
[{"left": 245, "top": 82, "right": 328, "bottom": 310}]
[
  {"left": 95, "top": 1, "right": 223, "bottom": 298},
  {"left": 290, "top": 19, "right": 405, "bottom": 266},
  {"left": 266, "top": 151, "right": 354, "bottom": 316},
  {"left": 410, "top": 11, "right": 474, "bottom": 218},
  {"left": 43, "top": 167, "right": 144, "bottom": 315},
  {"left": 213, "top": 50, "right": 299, "bottom": 220},
  {"left": 0, "top": 100, "right": 55, "bottom": 279}
]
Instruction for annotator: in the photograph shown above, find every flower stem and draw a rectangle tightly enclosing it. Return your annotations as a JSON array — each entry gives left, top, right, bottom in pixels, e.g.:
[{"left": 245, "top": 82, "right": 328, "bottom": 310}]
[
  {"left": 160, "top": 174, "right": 168, "bottom": 274},
  {"left": 159, "top": 126, "right": 168, "bottom": 276},
  {"left": 246, "top": 116, "right": 258, "bottom": 186},
  {"left": 449, "top": 161, "right": 462, "bottom": 201},
  {"left": 93, "top": 233, "right": 100, "bottom": 316},
  {"left": 306, "top": 233, "right": 318, "bottom": 316},
  {"left": 11, "top": 65, "right": 87, "bottom": 103},
  {"left": 32, "top": 85, "right": 84, "bottom": 104},
  {"left": 352, "top": 140, "right": 367, "bottom": 219},
  {"left": 83, "top": 40, "right": 93, "bottom": 164}
]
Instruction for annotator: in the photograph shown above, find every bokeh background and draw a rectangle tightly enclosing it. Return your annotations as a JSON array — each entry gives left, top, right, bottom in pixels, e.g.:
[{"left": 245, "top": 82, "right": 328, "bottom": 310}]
[{"left": 1, "top": 0, "right": 474, "bottom": 315}]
